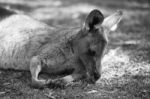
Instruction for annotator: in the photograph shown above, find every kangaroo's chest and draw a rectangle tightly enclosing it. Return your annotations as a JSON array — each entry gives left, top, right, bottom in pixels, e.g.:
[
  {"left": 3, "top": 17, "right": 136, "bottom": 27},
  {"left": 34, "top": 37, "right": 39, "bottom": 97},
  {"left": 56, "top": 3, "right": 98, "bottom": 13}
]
[
  {"left": 38, "top": 41, "right": 75, "bottom": 66},
  {"left": 38, "top": 42, "right": 78, "bottom": 75}
]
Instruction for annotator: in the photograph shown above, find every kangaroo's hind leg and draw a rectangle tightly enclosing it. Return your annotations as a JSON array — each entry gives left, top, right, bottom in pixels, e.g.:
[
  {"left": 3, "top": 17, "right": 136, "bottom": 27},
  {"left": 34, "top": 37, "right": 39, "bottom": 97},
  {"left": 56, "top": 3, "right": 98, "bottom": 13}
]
[
  {"left": 54, "top": 59, "right": 87, "bottom": 86},
  {"left": 29, "top": 56, "right": 52, "bottom": 88}
]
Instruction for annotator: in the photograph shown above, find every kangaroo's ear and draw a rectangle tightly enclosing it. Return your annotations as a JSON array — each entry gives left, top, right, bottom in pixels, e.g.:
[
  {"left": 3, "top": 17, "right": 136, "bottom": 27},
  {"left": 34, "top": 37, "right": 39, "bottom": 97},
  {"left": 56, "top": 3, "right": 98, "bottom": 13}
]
[
  {"left": 102, "top": 10, "right": 123, "bottom": 31},
  {"left": 83, "top": 9, "right": 104, "bottom": 31}
]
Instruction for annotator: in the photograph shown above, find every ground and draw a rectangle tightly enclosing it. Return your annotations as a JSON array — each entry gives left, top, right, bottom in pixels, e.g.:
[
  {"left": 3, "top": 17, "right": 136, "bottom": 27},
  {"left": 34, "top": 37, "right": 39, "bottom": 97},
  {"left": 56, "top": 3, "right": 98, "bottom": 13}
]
[{"left": 0, "top": 0, "right": 150, "bottom": 99}]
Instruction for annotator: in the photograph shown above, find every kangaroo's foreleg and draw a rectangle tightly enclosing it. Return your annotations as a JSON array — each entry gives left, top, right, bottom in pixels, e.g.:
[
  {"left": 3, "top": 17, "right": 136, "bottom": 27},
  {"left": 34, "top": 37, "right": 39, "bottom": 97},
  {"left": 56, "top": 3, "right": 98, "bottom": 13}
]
[
  {"left": 54, "top": 60, "right": 87, "bottom": 86},
  {"left": 29, "top": 56, "right": 52, "bottom": 88}
]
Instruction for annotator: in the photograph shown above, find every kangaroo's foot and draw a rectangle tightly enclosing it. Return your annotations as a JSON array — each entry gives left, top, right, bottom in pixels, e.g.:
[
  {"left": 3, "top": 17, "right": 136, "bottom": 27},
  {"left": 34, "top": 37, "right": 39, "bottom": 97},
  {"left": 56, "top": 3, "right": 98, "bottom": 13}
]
[
  {"left": 52, "top": 73, "right": 86, "bottom": 87},
  {"left": 31, "top": 78, "right": 50, "bottom": 88}
]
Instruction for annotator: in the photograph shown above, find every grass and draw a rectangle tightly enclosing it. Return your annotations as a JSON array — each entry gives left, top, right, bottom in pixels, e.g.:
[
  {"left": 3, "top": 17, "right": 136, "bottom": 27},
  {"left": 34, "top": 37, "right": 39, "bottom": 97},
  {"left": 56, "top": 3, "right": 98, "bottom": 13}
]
[{"left": 0, "top": 0, "right": 150, "bottom": 99}]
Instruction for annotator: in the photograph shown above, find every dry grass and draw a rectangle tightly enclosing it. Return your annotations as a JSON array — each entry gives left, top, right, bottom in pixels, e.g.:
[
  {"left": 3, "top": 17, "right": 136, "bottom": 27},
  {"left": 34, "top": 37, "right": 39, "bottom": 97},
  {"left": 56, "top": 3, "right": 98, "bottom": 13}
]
[{"left": 0, "top": 0, "right": 150, "bottom": 99}]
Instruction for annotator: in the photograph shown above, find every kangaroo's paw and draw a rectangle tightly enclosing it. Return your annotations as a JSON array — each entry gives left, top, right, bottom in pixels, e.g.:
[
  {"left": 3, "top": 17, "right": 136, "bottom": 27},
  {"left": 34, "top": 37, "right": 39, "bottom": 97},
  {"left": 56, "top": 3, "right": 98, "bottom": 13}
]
[
  {"left": 47, "top": 75, "right": 74, "bottom": 88},
  {"left": 31, "top": 79, "right": 51, "bottom": 89}
]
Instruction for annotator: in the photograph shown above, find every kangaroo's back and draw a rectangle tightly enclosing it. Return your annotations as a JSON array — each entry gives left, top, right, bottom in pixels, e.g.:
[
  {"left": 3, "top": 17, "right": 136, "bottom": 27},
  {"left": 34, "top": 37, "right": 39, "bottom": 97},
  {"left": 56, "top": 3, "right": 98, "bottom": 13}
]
[
  {"left": 0, "top": 7, "right": 81, "bottom": 70},
  {"left": 0, "top": 8, "right": 54, "bottom": 70}
]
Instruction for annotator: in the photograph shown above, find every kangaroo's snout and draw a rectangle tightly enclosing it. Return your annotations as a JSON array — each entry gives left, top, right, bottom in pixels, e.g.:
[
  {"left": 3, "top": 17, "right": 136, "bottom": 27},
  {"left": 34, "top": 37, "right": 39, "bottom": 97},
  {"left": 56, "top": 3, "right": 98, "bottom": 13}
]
[{"left": 93, "top": 71, "right": 101, "bottom": 81}]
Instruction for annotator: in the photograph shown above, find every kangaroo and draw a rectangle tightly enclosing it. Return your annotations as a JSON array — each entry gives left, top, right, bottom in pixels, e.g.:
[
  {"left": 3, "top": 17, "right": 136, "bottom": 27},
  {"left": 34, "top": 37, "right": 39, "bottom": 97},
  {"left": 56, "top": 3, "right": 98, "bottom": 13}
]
[{"left": 0, "top": 7, "right": 123, "bottom": 88}]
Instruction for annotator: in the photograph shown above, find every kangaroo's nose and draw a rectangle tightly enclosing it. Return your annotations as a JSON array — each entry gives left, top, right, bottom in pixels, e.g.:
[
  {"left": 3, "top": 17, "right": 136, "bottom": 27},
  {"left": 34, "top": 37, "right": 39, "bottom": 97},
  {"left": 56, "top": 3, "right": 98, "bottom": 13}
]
[{"left": 94, "top": 72, "right": 101, "bottom": 81}]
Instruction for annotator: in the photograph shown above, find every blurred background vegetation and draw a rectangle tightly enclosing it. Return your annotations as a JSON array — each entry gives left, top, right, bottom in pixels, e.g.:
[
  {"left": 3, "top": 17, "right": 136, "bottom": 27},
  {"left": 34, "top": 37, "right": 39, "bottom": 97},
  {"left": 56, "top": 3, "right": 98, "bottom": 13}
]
[{"left": 0, "top": 0, "right": 150, "bottom": 99}]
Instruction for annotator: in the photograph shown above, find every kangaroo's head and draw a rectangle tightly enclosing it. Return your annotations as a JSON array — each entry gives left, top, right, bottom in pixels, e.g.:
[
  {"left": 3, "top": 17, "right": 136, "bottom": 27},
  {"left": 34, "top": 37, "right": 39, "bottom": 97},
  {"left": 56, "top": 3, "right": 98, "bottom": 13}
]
[{"left": 72, "top": 9, "right": 123, "bottom": 83}]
